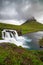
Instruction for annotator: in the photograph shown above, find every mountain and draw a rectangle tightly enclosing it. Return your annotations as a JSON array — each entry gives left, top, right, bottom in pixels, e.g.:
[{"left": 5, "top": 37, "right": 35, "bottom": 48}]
[
  {"left": 23, "top": 17, "right": 39, "bottom": 24},
  {"left": 26, "top": 17, "right": 36, "bottom": 22},
  {"left": 21, "top": 17, "right": 43, "bottom": 34}
]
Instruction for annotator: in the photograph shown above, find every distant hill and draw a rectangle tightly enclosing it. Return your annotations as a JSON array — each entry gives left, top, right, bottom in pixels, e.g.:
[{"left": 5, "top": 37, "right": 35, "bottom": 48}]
[
  {"left": 22, "top": 17, "right": 40, "bottom": 25},
  {"left": 21, "top": 17, "right": 43, "bottom": 34}
]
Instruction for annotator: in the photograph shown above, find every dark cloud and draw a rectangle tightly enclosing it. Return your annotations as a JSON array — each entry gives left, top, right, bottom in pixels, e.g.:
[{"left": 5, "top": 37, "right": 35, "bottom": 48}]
[{"left": 0, "top": 0, "right": 43, "bottom": 25}]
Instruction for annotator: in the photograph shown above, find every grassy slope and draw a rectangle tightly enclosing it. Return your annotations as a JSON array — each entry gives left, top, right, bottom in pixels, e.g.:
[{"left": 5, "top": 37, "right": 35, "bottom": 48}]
[
  {"left": 21, "top": 21, "right": 43, "bottom": 34},
  {"left": 0, "top": 43, "right": 43, "bottom": 65},
  {"left": 39, "top": 38, "right": 43, "bottom": 47}
]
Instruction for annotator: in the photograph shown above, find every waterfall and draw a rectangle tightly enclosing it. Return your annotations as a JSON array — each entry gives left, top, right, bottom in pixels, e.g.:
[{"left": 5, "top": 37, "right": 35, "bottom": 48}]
[{"left": 1, "top": 29, "right": 32, "bottom": 48}]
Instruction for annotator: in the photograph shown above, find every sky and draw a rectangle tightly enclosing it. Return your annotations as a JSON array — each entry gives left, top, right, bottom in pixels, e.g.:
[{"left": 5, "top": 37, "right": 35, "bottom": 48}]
[{"left": 0, "top": 0, "right": 43, "bottom": 25}]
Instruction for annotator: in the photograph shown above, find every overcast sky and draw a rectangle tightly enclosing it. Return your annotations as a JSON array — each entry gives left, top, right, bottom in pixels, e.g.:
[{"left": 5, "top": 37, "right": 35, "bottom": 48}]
[{"left": 0, "top": 0, "right": 43, "bottom": 25}]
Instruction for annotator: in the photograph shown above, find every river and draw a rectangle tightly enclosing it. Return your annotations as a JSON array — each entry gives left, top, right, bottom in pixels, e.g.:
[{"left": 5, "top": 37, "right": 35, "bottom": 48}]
[{"left": 23, "top": 31, "right": 43, "bottom": 50}]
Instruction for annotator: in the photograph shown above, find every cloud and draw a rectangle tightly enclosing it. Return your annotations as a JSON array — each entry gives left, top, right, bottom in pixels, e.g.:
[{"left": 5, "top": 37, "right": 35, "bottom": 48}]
[
  {"left": 0, "top": 0, "right": 43, "bottom": 25},
  {"left": 0, "top": 0, "right": 18, "bottom": 19}
]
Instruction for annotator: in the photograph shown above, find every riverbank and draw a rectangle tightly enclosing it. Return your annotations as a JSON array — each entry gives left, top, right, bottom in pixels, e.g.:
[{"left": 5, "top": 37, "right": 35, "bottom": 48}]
[
  {"left": 39, "top": 38, "right": 43, "bottom": 48},
  {"left": 0, "top": 43, "right": 43, "bottom": 65}
]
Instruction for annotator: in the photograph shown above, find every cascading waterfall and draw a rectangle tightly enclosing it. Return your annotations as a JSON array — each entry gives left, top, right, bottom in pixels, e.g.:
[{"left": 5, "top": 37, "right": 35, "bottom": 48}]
[{"left": 0, "top": 29, "right": 32, "bottom": 48}]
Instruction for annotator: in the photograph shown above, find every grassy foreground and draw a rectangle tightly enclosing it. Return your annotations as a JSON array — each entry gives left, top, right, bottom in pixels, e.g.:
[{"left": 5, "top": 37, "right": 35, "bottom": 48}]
[{"left": 0, "top": 43, "right": 43, "bottom": 65}]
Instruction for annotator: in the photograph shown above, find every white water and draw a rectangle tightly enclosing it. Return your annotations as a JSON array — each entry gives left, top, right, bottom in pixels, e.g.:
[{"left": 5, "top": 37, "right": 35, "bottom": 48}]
[{"left": 0, "top": 29, "right": 32, "bottom": 48}]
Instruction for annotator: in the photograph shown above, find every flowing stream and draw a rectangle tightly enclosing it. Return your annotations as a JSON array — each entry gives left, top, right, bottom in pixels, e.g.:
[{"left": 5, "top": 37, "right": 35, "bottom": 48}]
[{"left": 23, "top": 31, "right": 43, "bottom": 50}]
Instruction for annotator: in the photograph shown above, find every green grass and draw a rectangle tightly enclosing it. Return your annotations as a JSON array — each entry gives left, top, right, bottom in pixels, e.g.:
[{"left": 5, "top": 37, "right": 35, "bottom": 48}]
[
  {"left": 0, "top": 20, "right": 43, "bottom": 39},
  {"left": 21, "top": 21, "right": 43, "bottom": 34},
  {"left": 0, "top": 43, "right": 43, "bottom": 65}
]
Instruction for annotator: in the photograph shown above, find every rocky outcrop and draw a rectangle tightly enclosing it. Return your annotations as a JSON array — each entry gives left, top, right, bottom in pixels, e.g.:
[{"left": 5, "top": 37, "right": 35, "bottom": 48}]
[{"left": 16, "top": 29, "right": 22, "bottom": 36}]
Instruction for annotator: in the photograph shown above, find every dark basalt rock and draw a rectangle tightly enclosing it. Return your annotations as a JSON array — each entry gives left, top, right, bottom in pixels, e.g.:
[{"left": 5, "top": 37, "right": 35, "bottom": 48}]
[
  {"left": 16, "top": 29, "right": 22, "bottom": 36},
  {"left": 40, "top": 46, "right": 43, "bottom": 48}
]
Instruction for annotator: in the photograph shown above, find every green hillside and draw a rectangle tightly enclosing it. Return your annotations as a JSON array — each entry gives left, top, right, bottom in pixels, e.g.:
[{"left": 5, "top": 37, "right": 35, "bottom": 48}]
[
  {"left": 0, "top": 43, "right": 43, "bottom": 65},
  {"left": 21, "top": 20, "right": 43, "bottom": 34},
  {"left": 0, "top": 20, "right": 43, "bottom": 39}
]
